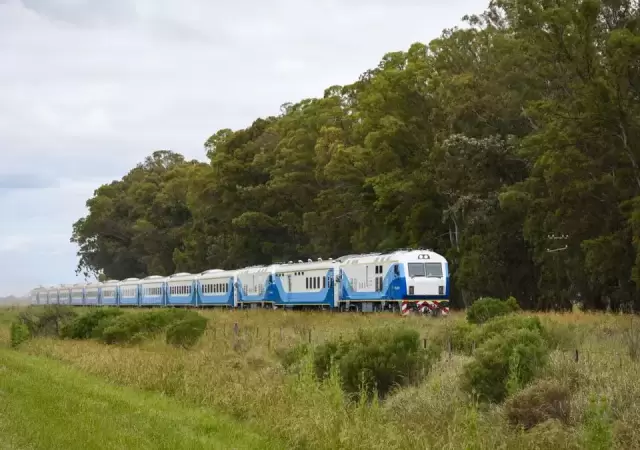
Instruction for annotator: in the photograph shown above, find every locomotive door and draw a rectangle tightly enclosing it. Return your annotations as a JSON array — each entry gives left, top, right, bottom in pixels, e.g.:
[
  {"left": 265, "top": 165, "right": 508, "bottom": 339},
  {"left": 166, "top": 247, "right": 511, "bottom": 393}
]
[{"left": 333, "top": 269, "right": 340, "bottom": 308}]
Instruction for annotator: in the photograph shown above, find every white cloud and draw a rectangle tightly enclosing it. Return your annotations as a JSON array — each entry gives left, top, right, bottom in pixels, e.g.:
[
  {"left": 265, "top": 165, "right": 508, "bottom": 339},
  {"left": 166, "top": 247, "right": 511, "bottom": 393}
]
[{"left": 0, "top": 0, "right": 487, "bottom": 295}]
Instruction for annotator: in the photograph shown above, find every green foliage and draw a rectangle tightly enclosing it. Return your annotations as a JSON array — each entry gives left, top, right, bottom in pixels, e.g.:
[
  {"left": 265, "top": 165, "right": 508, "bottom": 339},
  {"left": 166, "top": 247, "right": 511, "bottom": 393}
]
[
  {"left": 60, "top": 308, "right": 124, "bottom": 340},
  {"left": 10, "top": 321, "right": 30, "bottom": 348},
  {"left": 68, "top": 0, "right": 640, "bottom": 312},
  {"left": 312, "top": 327, "right": 439, "bottom": 399},
  {"left": 468, "top": 315, "right": 545, "bottom": 349},
  {"left": 466, "top": 297, "right": 521, "bottom": 325},
  {"left": 100, "top": 309, "right": 200, "bottom": 345},
  {"left": 461, "top": 328, "right": 550, "bottom": 403},
  {"left": 444, "top": 314, "right": 551, "bottom": 356},
  {"left": 433, "top": 320, "right": 477, "bottom": 355},
  {"left": 276, "top": 342, "right": 311, "bottom": 371},
  {"left": 16, "top": 306, "right": 77, "bottom": 338},
  {"left": 581, "top": 396, "right": 613, "bottom": 450},
  {"left": 165, "top": 316, "right": 208, "bottom": 349}
]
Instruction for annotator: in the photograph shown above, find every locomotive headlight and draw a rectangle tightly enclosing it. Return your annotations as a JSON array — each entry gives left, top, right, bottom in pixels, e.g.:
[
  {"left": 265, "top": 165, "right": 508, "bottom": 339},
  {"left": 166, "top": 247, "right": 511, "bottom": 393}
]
[
  {"left": 439, "top": 286, "right": 444, "bottom": 295},
  {"left": 409, "top": 286, "right": 414, "bottom": 295}
]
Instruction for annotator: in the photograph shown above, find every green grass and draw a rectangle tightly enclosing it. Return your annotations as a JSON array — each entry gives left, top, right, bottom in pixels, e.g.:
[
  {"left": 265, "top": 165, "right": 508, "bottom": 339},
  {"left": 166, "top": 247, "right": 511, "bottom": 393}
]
[
  {"left": 0, "top": 347, "right": 282, "bottom": 450},
  {"left": 7, "top": 307, "right": 640, "bottom": 449}
]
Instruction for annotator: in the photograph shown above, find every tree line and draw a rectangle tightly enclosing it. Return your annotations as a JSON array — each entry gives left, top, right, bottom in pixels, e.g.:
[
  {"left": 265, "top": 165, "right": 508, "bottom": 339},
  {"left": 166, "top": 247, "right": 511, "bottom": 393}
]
[{"left": 71, "top": 0, "right": 640, "bottom": 311}]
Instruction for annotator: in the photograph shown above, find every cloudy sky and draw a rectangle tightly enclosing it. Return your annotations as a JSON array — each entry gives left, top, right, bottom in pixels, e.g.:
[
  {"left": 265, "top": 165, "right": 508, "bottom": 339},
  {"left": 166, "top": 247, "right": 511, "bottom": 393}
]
[{"left": 0, "top": 0, "right": 486, "bottom": 296}]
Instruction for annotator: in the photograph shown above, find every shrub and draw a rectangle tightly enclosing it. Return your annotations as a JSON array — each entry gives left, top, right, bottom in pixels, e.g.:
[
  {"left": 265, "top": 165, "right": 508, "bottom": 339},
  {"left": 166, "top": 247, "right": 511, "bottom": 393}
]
[
  {"left": 16, "top": 305, "right": 77, "bottom": 338},
  {"left": 100, "top": 309, "right": 200, "bottom": 344},
  {"left": 312, "top": 326, "right": 439, "bottom": 399},
  {"left": 10, "top": 321, "right": 30, "bottom": 347},
  {"left": 461, "top": 328, "right": 549, "bottom": 403},
  {"left": 165, "top": 315, "right": 208, "bottom": 349},
  {"left": 466, "top": 296, "right": 520, "bottom": 325},
  {"left": 468, "top": 315, "right": 546, "bottom": 349},
  {"left": 60, "top": 308, "right": 124, "bottom": 340},
  {"left": 504, "top": 379, "right": 572, "bottom": 430},
  {"left": 434, "top": 320, "right": 477, "bottom": 355},
  {"left": 438, "top": 316, "right": 545, "bottom": 356},
  {"left": 276, "top": 342, "right": 311, "bottom": 370}
]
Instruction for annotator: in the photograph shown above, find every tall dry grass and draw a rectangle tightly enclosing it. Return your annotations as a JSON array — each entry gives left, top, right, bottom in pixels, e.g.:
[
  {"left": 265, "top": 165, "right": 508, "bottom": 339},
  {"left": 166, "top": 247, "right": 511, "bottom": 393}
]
[{"left": 15, "top": 308, "right": 640, "bottom": 449}]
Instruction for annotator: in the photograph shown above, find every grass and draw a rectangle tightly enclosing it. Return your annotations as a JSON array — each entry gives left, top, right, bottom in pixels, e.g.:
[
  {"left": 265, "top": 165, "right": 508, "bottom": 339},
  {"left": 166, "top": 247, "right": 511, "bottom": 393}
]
[
  {"left": 4, "top": 306, "right": 640, "bottom": 449},
  {"left": 0, "top": 346, "right": 282, "bottom": 450}
]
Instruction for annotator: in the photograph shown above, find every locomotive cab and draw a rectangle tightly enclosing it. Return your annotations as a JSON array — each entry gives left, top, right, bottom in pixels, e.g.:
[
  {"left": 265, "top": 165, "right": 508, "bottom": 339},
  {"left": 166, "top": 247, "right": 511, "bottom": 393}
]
[{"left": 401, "top": 251, "right": 448, "bottom": 299}]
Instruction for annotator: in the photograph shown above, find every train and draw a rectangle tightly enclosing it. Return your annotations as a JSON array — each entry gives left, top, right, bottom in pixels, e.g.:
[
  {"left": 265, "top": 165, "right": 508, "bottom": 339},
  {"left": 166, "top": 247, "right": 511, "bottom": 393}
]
[{"left": 29, "top": 249, "right": 450, "bottom": 315}]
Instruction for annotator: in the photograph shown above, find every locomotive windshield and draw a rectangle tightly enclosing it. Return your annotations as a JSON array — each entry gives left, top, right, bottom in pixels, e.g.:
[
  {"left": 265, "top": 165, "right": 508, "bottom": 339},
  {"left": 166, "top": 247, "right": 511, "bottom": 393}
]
[{"left": 408, "top": 262, "right": 443, "bottom": 278}]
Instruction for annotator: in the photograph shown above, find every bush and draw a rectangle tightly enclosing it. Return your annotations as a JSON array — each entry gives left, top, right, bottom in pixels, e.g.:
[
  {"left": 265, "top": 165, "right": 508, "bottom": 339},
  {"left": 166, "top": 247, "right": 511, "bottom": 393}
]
[
  {"left": 435, "top": 316, "right": 545, "bottom": 356},
  {"left": 10, "top": 321, "right": 30, "bottom": 347},
  {"left": 461, "top": 328, "right": 549, "bottom": 403},
  {"left": 16, "top": 305, "right": 77, "bottom": 338},
  {"left": 434, "top": 320, "right": 477, "bottom": 355},
  {"left": 100, "top": 309, "right": 200, "bottom": 345},
  {"left": 165, "top": 316, "right": 208, "bottom": 349},
  {"left": 504, "top": 379, "right": 572, "bottom": 430},
  {"left": 466, "top": 296, "right": 520, "bottom": 325},
  {"left": 312, "top": 326, "right": 439, "bottom": 399},
  {"left": 276, "top": 342, "right": 311, "bottom": 370},
  {"left": 468, "top": 315, "right": 546, "bottom": 349},
  {"left": 60, "top": 308, "right": 124, "bottom": 340}
]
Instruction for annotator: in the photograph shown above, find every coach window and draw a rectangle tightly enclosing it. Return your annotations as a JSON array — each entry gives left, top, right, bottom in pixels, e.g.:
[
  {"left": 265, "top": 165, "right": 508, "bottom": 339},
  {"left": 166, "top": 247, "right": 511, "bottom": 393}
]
[{"left": 323, "top": 276, "right": 326, "bottom": 289}]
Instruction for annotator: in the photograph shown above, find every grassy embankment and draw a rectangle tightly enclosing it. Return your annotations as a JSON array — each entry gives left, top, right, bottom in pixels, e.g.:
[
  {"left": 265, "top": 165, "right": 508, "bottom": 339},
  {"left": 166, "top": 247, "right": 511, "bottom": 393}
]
[
  {"left": 0, "top": 306, "right": 282, "bottom": 449},
  {"left": 4, "top": 305, "right": 640, "bottom": 449}
]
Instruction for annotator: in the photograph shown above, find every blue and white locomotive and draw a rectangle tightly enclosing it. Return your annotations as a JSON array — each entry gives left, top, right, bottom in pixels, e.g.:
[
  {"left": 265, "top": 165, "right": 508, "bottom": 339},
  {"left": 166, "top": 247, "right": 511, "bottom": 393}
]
[{"left": 30, "top": 249, "right": 450, "bottom": 315}]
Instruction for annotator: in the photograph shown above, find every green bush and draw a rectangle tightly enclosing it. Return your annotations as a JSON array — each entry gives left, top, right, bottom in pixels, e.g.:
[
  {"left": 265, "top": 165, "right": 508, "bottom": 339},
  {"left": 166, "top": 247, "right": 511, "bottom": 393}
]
[
  {"left": 312, "top": 326, "right": 439, "bottom": 399},
  {"left": 466, "top": 296, "right": 521, "bottom": 325},
  {"left": 438, "top": 315, "right": 546, "bottom": 356},
  {"left": 433, "top": 320, "right": 477, "bottom": 355},
  {"left": 461, "top": 328, "right": 549, "bottom": 403},
  {"left": 276, "top": 342, "right": 311, "bottom": 370},
  {"left": 165, "top": 316, "right": 208, "bottom": 349},
  {"left": 468, "top": 315, "right": 546, "bottom": 349},
  {"left": 16, "top": 305, "right": 77, "bottom": 338},
  {"left": 60, "top": 308, "right": 124, "bottom": 340},
  {"left": 100, "top": 309, "right": 200, "bottom": 345},
  {"left": 10, "top": 321, "right": 30, "bottom": 348}
]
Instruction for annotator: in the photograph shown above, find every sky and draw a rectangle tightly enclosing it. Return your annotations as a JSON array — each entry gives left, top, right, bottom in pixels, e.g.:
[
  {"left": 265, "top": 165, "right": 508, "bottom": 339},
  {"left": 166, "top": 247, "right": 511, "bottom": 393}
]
[{"left": 0, "top": 0, "right": 486, "bottom": 296}]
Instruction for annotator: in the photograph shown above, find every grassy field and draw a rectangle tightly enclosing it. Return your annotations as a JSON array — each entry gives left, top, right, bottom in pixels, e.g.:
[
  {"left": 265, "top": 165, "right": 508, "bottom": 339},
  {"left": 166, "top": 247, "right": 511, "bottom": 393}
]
[
  {"left": 2, "top": 306, "right": 640, "bottom": 449},
  {"left": 0, "top": 347, "right": 282, "bottom": 450}
]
